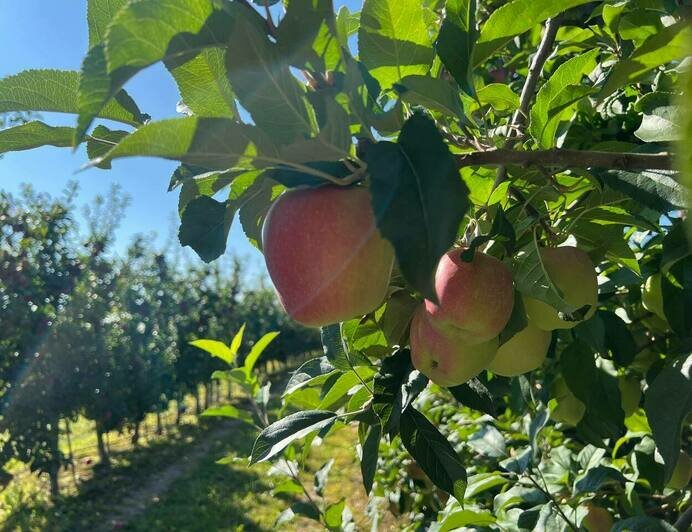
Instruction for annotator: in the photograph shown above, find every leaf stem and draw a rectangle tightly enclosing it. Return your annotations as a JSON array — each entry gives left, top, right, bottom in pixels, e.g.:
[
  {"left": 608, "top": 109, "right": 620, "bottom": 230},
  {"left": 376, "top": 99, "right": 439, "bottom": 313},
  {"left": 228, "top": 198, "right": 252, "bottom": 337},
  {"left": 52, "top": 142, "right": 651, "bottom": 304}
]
[{"left": 525, "top": 469, "right": 578, "bottom": 531}]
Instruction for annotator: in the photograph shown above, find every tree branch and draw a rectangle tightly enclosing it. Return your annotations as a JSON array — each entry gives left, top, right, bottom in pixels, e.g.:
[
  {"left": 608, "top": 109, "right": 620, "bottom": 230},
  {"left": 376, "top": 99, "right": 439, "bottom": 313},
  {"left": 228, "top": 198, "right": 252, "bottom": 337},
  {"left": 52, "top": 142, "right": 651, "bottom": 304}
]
[
  {"left": 674, "top": 504, "right": 692, "bottom": 532},
  {"left": 494, "top": 17, "right": 561, "bottom": 188},
  {"left": 456, "top": 149, "right": 673, "bottom": 171}
]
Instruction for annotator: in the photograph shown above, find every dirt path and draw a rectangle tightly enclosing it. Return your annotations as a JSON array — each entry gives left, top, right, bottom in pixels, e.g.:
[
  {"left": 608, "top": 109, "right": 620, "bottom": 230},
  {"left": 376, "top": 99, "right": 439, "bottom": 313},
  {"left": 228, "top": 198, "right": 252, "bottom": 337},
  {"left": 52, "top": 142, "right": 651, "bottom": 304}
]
[{"left": 98, "top": 423, "right": 237, "bottom": 531}]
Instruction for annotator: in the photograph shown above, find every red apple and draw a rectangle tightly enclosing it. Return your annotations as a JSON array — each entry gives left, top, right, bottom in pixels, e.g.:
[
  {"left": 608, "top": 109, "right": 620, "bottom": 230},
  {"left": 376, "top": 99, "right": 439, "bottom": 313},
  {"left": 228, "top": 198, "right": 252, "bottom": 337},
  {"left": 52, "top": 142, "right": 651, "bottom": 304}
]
[
  {"left": 410, "top": 306, "right": 498, "bottom": 387},
  {"left": 262, "top": 186, "right": 394, "bottom": 327},
  {"left": 582, "top": 505, "right": 613, "bottom": 532},
  {"left": 425, "top": 250, "right": 514, "bottom": 344},
  {"left": 523, "top": 246, "right": 598, "bottom": 331},
  {"left": 487, "top": 322, "right": 552, "bottom": 376}
]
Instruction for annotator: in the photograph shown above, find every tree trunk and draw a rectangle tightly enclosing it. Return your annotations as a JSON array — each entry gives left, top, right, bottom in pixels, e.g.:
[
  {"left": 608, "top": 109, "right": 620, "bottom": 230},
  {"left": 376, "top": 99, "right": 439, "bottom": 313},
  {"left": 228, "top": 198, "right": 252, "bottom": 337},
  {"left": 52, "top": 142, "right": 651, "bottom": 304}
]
[
  {"left": 96, "top": 424, "right": 110, "bottom": 467},
  {"left": 226, "top": 381, "right": 232, "bottom": 401},
  {"left": 64, "top": 419, "right": 77, "bottom": 484},
  {"left": 203, "top": 383, "right": 211, "bottom": 411},
  {"left": 176, "top": 394, "right": 183, "bottom": 425},
  {"left": 131, "top": 421, "right": 141, "bottom": 447},
  {"left": 48, "top": 466, "right": 60, "bottom": 500},
  {"left": 156, "top": 411, "right": 163, "bottom": 435}
]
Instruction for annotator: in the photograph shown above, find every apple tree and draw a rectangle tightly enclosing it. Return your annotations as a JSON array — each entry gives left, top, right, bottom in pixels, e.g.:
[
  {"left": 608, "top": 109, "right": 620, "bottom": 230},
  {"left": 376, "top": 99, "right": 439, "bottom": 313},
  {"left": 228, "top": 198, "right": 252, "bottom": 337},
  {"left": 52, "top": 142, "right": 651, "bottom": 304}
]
[{"left": 0, "top": 0, "right": 690, "bottom": 528}]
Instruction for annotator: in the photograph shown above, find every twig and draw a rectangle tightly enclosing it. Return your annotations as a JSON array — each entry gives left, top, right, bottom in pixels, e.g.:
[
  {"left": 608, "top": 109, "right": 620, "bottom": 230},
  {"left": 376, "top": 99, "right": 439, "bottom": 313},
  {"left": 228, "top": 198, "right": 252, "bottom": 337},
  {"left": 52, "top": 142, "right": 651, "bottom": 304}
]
[
  {"left": 674, "top": 504, "right": 692, "bottom": 531},
  {"left": 525, "top": 470, "right": 578, "bottom": 531},
  {"left": 456, "top": 149, "right": 674, "bottom": 171},
  {"left": 493, "top": 16, "right": 562, "bottom": 189}
]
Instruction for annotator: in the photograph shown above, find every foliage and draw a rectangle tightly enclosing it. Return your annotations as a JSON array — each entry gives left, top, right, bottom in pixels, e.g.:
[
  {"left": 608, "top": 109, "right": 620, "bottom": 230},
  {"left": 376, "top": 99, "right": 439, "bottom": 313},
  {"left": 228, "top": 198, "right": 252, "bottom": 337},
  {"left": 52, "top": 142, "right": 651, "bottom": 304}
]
[{"left": 1, "top": 0, "right": 691, "bottom": 529}]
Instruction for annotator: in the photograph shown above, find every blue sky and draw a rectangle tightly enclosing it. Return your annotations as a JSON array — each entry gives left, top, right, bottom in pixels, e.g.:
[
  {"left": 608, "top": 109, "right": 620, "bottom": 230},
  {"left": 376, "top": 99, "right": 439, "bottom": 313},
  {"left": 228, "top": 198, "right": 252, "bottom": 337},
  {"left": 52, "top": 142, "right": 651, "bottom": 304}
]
[{"left": 0, "top": 0, "right": 362, "bottom": 278}]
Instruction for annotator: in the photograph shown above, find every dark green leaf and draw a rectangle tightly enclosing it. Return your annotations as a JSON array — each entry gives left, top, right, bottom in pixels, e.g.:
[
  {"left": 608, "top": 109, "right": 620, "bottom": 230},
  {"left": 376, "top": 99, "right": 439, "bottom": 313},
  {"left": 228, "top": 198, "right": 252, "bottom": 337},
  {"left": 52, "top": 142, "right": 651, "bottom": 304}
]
[
  {"left": 87, "top": 0, "right": 128, "bottom": 47},
  {"left": 367, "top": 113, "right": 469, "bottom": 300},
  {"left": 611, "top": 516, "right": 677, "bottom": 532},
  {"left": 599, "top": 310, "right": 637, "bottom": 367},
  {"left": 250, "top": 410, "right": 337, "bottom": 464},
  {"left": 574, "top": 465, "right": 628, "bottom": 493},
  {"left": 561, "top": 341, "right": 625, "bottom": 443},
  {"left": 436, "top": 0, "right": 476, "bottom": 95},
  {"left": 314, "top": 458, "right": 334, "bottom": 497},
  {"left": 448, "top": 378, "right": 496, "bottom": 417},
  {"left": 86, "top": 125, "right": 129, "bottom": 169},
  {"left": 644, "top": 354, "right": 692, "bottom": 483},
  {"left": 635, "top": 106, "right": 681, "bottom": 143},
  {"left": 0, "top": 121, "right": 74, "bottom": 155},
  {"left": 358, "top": 0, "right": 434, "bottom": 88},
  {"left": 284, "top": 357, "right": 337, "bottom": 396},
  {"left": 360, "top": 423, "right": 381, "bottom": 495},
  {"left": 592, "top": 168, "right": 687, "bottom": 213},
  {"left": 393, "top": 75, "right": 463, "bottom": 117},
  {"left": 662, "top": 257, "right": 692, "bottom": 338},
  {"left": 178, "top": 196, "right": 233, "bottom": 263},
  {"left": 400, "top": 407, "right": 467, "bottom": 501},
  {"left": 468, "top": 425, "right": 506, "bottom": 457},
  {"left": 321, "top": 324, "right": 353, "bottom": 372}
]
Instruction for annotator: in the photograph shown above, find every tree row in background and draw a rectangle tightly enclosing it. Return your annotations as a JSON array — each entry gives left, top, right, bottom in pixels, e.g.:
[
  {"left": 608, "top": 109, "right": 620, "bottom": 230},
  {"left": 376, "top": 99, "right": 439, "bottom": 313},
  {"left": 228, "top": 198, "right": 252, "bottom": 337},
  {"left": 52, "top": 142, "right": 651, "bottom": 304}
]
[{"left": 0, "top": 183, "right": 320, "bottom": 496}]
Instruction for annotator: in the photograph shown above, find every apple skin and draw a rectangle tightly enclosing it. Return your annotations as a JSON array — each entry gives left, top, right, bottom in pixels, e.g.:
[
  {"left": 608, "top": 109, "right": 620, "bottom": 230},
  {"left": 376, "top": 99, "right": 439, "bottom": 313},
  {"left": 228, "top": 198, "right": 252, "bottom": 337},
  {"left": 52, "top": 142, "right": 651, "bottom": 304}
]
[
  {"left": 582, "top": 505, "right": 613, "bottom": 532},
  {"left": 424, "top": 250, "right": 514, "bottom": 344},
  {"left": 410, "top": 306, "right": 498, "bottom": 387},
  {"left": 642, "top": 273, "right": 666, "bottom": 321},
  {"left": 618, "top": 375, "right": 641, "bottom": 417},
  {"left": 550, "top": 376, "right": 585, "bottom": 426},
  {"left": 486, "top": 322, "right": 552, "bottom": 377},
  {"left": 262, "top": 186, "right": 394, "bottom": 327},
  {"left": 667, "top": 451, "right": 691, "bottom": 489},
  {"left": 523, "top": 246, "right": 598, "bottom": 331}
]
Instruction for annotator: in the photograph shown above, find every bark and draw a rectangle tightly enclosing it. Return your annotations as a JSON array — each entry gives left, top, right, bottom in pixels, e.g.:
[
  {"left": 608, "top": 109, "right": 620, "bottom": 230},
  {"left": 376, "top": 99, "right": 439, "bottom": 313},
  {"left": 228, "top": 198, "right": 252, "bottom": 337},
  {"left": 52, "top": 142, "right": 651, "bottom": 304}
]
[{"left": 96, "top": 424, "right": 110, "bottom": 467}]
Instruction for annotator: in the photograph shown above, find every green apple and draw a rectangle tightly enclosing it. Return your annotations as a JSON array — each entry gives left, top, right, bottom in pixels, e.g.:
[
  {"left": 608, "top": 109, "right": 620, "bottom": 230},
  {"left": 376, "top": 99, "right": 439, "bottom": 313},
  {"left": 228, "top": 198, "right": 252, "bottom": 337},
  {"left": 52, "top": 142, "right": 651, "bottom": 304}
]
[
  {"left": 424, "top": 249, "right": 514, "bottom": 344},
  {"left": 642, "top": 273, "right": 666, "bottom": 321},
  {"left": 263, "top": 186, "right": 394, "bottom": 327},
  {"left": 618, "top": 375, "right": 641, "bottom": 417},
  {"left": 487, "top": 322, "right": 552, "bottom": 376},
  {"left": 409, "top": 305, "right": 498, "bottom": 387},
  {"left": 550, "top": 376, "right": 585, "bottom": 426},
  {"left": 523, "top": 246, "right": 598, "bottom": 331}
]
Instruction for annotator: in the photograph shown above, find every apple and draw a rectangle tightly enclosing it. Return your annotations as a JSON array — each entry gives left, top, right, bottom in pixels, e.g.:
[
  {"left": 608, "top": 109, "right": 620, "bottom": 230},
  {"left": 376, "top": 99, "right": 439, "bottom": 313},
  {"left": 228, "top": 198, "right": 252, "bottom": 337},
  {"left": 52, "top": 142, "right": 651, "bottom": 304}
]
[
  {"left": 618, "top": 375, "right": 641, "bottom": 418},
  {"left": 550, "top": 376, "right": 585, "bottom": 426},
  {"left": 667, "top": 451, "right": 691, "bottom": 489},
  {"left": 642, "top": 273, "right": 666, "bottom": 321},
  {"left": 409, "top": 305, "right": 498, "bottom": 387},
  {"left": 486, "top": 322, "right": 552, "bottom": 377},
  {"left": 262, "top": 186, "right": 394, "bottom": 327},
  {"left": 523, "top": 246, "right": 598, "bottom": 331},
  {"left": 424, "top": 249, "right": 514, "bottom": 344},
  {"left": 582, "top": 505, "right": 613, "bottom": 532}
]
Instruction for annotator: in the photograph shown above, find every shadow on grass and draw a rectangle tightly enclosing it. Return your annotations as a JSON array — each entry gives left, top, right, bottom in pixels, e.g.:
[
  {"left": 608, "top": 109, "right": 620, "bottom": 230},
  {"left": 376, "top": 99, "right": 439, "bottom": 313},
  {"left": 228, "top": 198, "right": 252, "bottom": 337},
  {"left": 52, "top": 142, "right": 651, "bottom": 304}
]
[{"left": 2, "top": 421, "right": 275, "bottom": 532}]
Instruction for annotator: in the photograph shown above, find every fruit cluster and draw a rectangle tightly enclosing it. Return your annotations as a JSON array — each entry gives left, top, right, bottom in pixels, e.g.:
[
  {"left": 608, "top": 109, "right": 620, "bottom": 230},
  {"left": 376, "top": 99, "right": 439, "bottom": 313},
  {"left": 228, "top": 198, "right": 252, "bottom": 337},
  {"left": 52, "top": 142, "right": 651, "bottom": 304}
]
[{"left": 263, "top": 186, "right": 598, "bottom": 386}]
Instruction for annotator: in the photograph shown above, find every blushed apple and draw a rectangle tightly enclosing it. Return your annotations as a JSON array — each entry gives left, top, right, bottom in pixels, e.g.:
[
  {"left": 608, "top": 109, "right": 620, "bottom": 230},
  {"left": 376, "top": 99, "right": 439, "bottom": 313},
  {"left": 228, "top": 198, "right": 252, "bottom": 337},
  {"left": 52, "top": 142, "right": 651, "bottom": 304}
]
[
  {"left": 409, "top": 305, "right": 498, "bottom": 387},
  {"left": 582, "top": 505, "right": 613, "bottom": 532},
  {"left": 262, "top": 186, "right": 394, "bottom": 327},
  {"left": 425, "top": 249, "right": 514, "bottom": 344},
  {"left": 487, "top": 322, "right": 552, "bottom": 377},
  {"left": 523, "top": 246, "right": 598, "bottom": 331}
]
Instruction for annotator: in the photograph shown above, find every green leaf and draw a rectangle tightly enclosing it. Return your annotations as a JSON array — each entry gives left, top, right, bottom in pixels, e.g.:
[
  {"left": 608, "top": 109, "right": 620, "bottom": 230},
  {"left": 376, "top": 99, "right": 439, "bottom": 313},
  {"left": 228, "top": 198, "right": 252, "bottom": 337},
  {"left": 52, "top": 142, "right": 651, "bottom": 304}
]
[
  {"left": 86, "top": 125, "right": 129, "bottom": 169},
  {"left": 599, "top": 21, "right": 692, "bottom": 101},
  {"left": 436, "top": 0, "right": 476, "bottom": 96},
  {"left": 399, "top": 407, "right": 467, "bottom": 501},
  {"left": 225, "top": 3, "right": 315, "bottom": 145},
  {"left": 360, "top": 423, "right": 381, "bottom": 495},
  {"left": 189, "top": 339, "right": 236, "bottom": 365},
  {"left": 179, "top": 169, "right": 242, "bottom": 213},
  {"left": 393, "top": 75, "right": 463, "bottom": 117},
  {"left": 250, "top": 410, "right": 337, "bottom": 464},
  {"left": 529, "top": 49, "right": 598, "bottom": 148},
  {"left": 513, "top": 236, "right": 577, "bottom": 316},
  {"left": 0, "top": 121, "right": 74, "bottom": 155},
  {"left": 277, "top": 0, "right": 342, "bottom": 72},
  {"left": 201, "top": 405, "right": 253, "bottom": 425},
  {"left": 238, "top": 176, "right": 283, "bottom": 249},
  {"left": 93, "top": 117, "right": 276, "bottom": 170},
  {"left": 472, "top": 0, "right": 593, "bottom": 66},
  {"left": 320, "top": 324, "right": 353, "bottom": 372},
  {"left": 561, "top": 340, "right": 625, "bottom": 443},
  {"left": 468, "top": 425, "right": 506, "bottom": 457},
  {"left": 0, "top": 69, "right": 144, "bottom": 125},
  {"left": 244, "top": 331, "right": 280, "bottom": 375},
  {"left": 358, "top": 0, "right": 434, "bottom": 88},
  {"left": 367, "top": 112, "right": 470, "bottom": 300},
  {"left": 318, "top": 371, "right": 368, "bottom": 410},
  {"left": 77, "top": 0, "right": 234, "bottom": 142},
  {"left": 284, "top": 357, "right": 337, "bottom": 396},
  {"left": 644, "top": 354, "right": 691, "bottom": 483},
  {"left": 314, "top": 458, "right": 334, "bottom": 497},
  {"left": 574, "top": 465, "right": 628, "bottom": 494},
  {"left": 178, "top": 195, "right": 233, "bottom": 263},
  {"left": 464, "top": 472, "right": 508, "bottom": 499},
  {"left": 611, "top": 516, "right": 677, "bottom": 532},
  {"left": 87, "top": 0, "right": 128, "bottom": 48},
  {"left": 439, "top": 510, "right": 496, "bottom": 531},
  {"left": 448, "top": 378, "right": 497, "bottom": 417},
  {"left": 662, "top": 257, "right": 692, "bottom": 338},
  {"left": 634, "top": 106, "right": 681, "bottom": 143},
  {"left": 168, "top": 48, "right": 237, "bottom": 118},
  {"left": 230, "top": 324, "right": 245, "bottom": 358},
  {"left": 592, "top": 168, "right": 687, "bottom": 213},
  {"left": 323, "top": 499, "right": 346, "bottom": 530},
  {"left": 598, "top": 310, "right": 636, "bottom": 367},
  {"left": 475, "top": 83, "right": 519, "bottom": 113},
  {"left": 336, "top": 6, "right": 360, "bottom": 48}
]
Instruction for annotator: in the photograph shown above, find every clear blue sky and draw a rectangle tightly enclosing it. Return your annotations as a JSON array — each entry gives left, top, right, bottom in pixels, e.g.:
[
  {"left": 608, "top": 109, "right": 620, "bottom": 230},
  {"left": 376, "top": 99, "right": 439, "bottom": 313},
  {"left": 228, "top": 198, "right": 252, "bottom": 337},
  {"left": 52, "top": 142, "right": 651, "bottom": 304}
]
[{"left": 0, "top": 0, "right": 362, "bottom": 277}]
